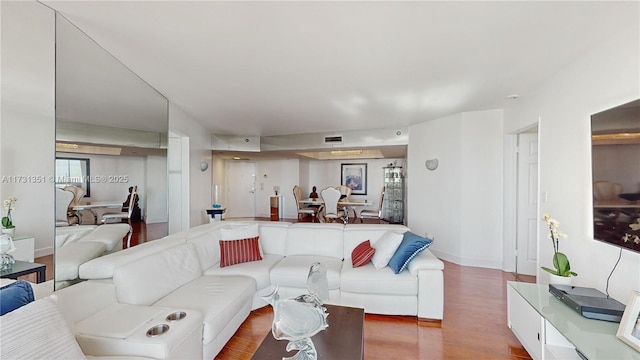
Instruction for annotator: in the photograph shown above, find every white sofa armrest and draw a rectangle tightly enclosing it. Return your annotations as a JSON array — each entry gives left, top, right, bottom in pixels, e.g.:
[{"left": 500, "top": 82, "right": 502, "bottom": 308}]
[
  {"left": 407, "top": 249, "right": 444, "bottom": 275},
  {"left": 50, "top": 281, "right": 118, "bottom": 327},
  {"left": 409, "top": 250, "right": 444, "bottom": 321}
]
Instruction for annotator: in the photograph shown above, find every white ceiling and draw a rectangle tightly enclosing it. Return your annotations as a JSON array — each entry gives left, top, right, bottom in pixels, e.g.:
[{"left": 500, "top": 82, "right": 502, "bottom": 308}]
[{"left": 43, "top": 0, "right": 639, "bottom": 138}]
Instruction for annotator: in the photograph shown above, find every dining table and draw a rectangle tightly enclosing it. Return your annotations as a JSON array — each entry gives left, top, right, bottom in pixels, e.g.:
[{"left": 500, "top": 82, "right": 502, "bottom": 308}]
[
  {"left": 72, "top": 201, "right": 123, "bottom": 224},
  {"left": 299, "top": 197, "right": 372, "bottom": 224}
]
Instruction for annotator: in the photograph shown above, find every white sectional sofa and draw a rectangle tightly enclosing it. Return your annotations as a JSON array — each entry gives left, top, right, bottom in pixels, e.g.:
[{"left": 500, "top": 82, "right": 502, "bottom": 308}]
[{"left": 2, "top": 221, "right": 444, "bottom": 360}]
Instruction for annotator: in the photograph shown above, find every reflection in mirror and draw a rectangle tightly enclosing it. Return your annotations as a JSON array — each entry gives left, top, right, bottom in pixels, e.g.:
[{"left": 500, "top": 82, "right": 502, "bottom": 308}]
[
  {"left": 55, "top": 157, "right": 91, "bottom": 196},
  {"left": 591, "top": 99, "right": 640, "bottom": 253},
  {"left": 54, "top": 13, "right": 169, "bottom": 289}
]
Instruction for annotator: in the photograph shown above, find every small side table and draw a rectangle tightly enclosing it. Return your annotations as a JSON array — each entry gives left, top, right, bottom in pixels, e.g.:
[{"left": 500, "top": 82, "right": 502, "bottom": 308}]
[
  {"left": 0, "top": 260, "right": 46, "bottom": 283},
  {"left": 206, "top": 208, "right": 226, "bottom": 223}
]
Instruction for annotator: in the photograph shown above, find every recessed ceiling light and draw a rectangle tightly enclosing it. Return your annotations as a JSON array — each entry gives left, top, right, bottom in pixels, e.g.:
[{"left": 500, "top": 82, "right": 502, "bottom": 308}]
[
  {"left": 330, "top": 150, "right": 363, "bottom": 156},
  {"left": 506, "top": 94, "right": 519, "bottom": 100}
]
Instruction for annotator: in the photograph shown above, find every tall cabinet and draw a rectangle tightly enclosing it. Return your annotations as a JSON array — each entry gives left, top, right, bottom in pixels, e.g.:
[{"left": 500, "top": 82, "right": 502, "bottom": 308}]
[{"left": 382, "top": 166, "right": 404, "bottom": 224}]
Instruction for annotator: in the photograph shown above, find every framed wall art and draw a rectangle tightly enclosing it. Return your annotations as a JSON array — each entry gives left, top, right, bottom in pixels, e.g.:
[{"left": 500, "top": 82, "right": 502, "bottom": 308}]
[
  {"left": 341, "top": 163, "right": 367, "bottom": 195},
  {"left": 617, "top": 290, "right": 640, "bottom": 352}
]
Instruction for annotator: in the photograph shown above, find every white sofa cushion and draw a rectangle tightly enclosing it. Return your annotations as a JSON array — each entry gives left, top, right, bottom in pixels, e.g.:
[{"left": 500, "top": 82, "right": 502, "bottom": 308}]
[
  {"left": 221, "top": 223, "right": 259, "bottom": 239},
  {"left": 187, "top": 230, "right": 221, "bottom": 271},
  {"left": 203, "top": 254, "right": 283, "bottom": 290},
  {"left": 340, "top": 262, "right": 418, "bottom": 296},
  {"left": 284, "top": 223, "right": 345, "bottom": 258},
  {"left": 56, "top": 242, "right": 106, "bottom": 281},
  {"left": 113, "top": 243, "right": 201, "bottom": 305},
  {"left": 254, "top": 221, "right": 291, "bottom": 255},
  {"left": 0, "top": 298, "right": 87, "bottom": 359},
  {"left": 56, "top": 225, "right": 97, "bottom": 247},
  {"left": 79, "top": 236, "right": 186, "bottom": 279},
  {"left": 370, "top": 230, "right": 404, "bottom": 270},
  {"left": 270, "top": 255, "right": 342, "bottom": 290},
  {"left": 153, "top": 275, "right": 255, "bottom": 345},
  {"left": 51, "top": 281, "right": 118, "bottom": 327},
  {"left": 76, "top": 223, "right": 130, "bottom": 252}
]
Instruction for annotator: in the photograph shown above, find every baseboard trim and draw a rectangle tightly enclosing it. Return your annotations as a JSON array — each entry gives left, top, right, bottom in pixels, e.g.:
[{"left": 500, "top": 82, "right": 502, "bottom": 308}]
[
  {"left": 418, "top": 318, "right": 442, "bottom": 327},
  {"left": 429, "top": 248, "right": 502, "bottom": 270}
]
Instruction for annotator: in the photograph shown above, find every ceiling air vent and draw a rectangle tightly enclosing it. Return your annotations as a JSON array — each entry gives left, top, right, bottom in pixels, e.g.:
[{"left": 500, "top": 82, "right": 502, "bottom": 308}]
[{"left": 324, "top": 135, "right": 343, "bottom": 144}]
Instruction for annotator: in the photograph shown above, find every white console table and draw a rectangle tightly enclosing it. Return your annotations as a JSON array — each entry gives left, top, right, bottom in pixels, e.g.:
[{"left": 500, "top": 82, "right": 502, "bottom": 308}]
[
  {"left": 507, "top": 281, "right": 639, "bottom": 360},
  {"left": 11, "top": 235, "right": 34, "bottom": 262}
]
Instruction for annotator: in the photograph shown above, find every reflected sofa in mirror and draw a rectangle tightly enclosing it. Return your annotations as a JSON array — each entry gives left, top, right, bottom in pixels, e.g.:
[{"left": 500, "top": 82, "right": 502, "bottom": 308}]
[
  {"left": 54, "top": 13, "right": 169, "bottom": 289},
  {"left": 591, "top": 99, "right": 640, "bottom": 253}
]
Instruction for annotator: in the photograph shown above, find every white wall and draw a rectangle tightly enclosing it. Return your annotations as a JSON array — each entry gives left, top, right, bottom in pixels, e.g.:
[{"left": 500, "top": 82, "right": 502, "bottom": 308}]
[
  {"left": 461, "top": 110, "right": 504, "bottom": 267},
  {"left": 407, "top": 110, "right": 504, "bottom": 269},
  {"left": 504, "top": 23, "right": 640, "bottom": 303},
  {"left": 145, "top": 155, "right": 168, "bottom": 223},
  {"left": 168, "top": 103, "right": 212, "bottom": 228},
  {"left": 0, "top": 1, "right": 55, "bottom": 257},
  {"left": 255, "top": 159, "right": 300, "bottom": 219},
  {"left": 167, "top": 134, "right": 188, "bottom": 233},
  {"left": 211, "top": 154, "right": 225, "bottom": 206}
]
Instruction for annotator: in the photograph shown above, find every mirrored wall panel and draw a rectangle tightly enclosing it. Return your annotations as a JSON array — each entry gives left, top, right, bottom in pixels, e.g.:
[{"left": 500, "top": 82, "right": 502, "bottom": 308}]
[
  {"left": 55, "top": 14, "right": 169, "bottom": 289},
  {"left": 591, "top": 99, "right": 640, "bottom": 254}
]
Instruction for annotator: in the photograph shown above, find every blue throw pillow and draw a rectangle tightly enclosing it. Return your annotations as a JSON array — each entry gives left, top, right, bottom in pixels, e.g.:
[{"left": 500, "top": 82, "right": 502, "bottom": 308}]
[
  {"left": 0, "top": 280, "right": 35, "bottom": 316},
  {"left": 388, "top": 232, "right": 433, "bottom": 274}
]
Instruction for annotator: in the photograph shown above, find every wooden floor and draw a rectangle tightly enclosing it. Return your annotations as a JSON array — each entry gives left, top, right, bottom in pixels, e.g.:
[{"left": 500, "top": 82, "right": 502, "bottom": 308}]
[
  {"left": 216, "top": 261, "right": 534, "bottom": 360},
  {"left": 33, "top": 219, "right": 534, "bottom": 359}
]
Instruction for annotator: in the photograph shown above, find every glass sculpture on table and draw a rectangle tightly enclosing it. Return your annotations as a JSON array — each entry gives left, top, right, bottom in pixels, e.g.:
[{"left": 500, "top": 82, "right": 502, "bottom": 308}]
[
  {"left": 262, "top": 262, "right": 330, "bottom": 360},
  {"left": 0, "top": 234, "right": 16, "bottom": 270}
]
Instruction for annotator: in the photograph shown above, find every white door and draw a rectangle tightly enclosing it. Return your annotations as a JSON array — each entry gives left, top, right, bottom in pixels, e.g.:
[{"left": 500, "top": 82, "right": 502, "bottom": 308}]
[
  {"left": 516, "top": 133, "right": 539, "bottom": 275},
  {"left": 226, "top": 161, "right": 256, "bottom": 218}
]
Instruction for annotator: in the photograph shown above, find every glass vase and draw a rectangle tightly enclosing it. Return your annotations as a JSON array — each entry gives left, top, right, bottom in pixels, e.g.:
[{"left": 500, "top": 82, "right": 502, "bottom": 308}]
[{"left": 0, "top": 252, "right": 15, "bottom": 270}]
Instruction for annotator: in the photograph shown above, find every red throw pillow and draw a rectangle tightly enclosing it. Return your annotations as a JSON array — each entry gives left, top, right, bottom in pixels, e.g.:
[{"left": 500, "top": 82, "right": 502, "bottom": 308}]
[
  {"left": 219, "top": 236, "right": 263, "bottom": 267},
  {"left": 352, "top": 240, "right": 375, "bottom": 267}
]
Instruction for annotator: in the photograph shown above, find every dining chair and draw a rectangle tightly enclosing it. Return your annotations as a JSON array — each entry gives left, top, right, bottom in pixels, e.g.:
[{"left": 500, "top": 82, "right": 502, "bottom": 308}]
[
  {"left": 320, "top": 187, "right": 344, "bottom": 223},
  {"left": 63, "top": 185, "right": 85, "bottom": 224},
  {"left": 55, "top": 188, "right": 75, "bottom": 227},
  {"left": 101, "top": 185, "right": 137, "bottom": 248},
  {"left": 335, "top": 185, "right": 357, "bottom": 219},
  {"left": 293, "top": 185, "right": 318, "bottom": 222},
  {"left": 360, "top": 186, "right": 385, "bottom": 223},
  {"left": 335, "top": 185, "right": 352, "bottom": 198}
]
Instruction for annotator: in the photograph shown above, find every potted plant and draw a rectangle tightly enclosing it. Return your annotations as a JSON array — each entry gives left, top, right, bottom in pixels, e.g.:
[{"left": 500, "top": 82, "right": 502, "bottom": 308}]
[
  {"left": 541, "top": 213, "right": 577, "bottom": 284},
  {"left": 2, "top": 196, "right": 17, "bottom": 236}
]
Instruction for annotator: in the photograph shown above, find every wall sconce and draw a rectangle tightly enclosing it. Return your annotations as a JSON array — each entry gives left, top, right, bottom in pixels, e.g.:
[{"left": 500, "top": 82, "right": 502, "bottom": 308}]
[
  {"left": 200, "top": 161, "right": 209, "bottom": 172},
  {"left": 425, "top": 158, "right": 439, "bottom": 171}
]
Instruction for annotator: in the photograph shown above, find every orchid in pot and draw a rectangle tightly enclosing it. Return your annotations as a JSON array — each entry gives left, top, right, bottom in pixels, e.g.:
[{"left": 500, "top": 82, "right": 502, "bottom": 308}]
[
  {"left": 2, "top": 196, "right": 17, "bottom": 234},
  {"left": 541, "top": 214, "right": 577, "bottom": 282}
]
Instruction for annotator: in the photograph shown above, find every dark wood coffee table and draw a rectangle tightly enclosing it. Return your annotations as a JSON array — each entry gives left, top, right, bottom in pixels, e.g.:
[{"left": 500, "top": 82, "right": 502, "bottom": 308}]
[{"left": 251, "top": 304, "right": 364, "bottom": 360}]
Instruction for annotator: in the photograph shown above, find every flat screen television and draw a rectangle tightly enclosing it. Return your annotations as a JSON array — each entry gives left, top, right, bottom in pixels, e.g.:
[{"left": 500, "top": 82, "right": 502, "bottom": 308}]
[{"left": 591, "top": 99, "right": 640, "bottom": 253}]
